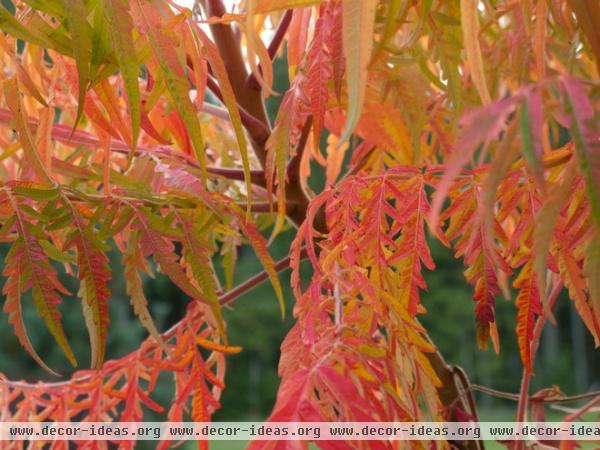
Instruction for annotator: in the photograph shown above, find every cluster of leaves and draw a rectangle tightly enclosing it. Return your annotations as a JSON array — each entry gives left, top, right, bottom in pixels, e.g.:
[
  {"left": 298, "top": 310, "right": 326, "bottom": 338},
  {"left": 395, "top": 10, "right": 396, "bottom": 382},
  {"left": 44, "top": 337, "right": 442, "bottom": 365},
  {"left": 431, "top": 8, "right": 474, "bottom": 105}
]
[
  {"left": 261, "top": 114, "right": 599, "bottom": 431},
  {"left": 1, "top": 302, "right": 236, "bottom": 450},
  {"left": 0, "top": 0, "right": 599, "bottom": 448}
]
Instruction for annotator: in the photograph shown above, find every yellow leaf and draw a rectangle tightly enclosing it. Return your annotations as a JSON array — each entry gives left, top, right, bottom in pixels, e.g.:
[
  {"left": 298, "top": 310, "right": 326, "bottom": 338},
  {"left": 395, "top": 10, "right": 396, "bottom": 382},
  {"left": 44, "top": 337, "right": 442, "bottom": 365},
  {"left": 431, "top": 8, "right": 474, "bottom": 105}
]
[
  {"left": 337, "top": 0, "right": 377, "bottom": 145},
  {"left": 192, "top": 24, "right": 253, "bottom": 219},
  {"left": 254, "top": 0, "right": 320, "bottom": 14},
  {"left": 65, "top": 0, "right": 92, "bottom": 127},
  {"left": 460, "top": 0, "right": 491, "bottom": 105},
  {"left": 3, "top": 78, "right": 53, "bottom": 184},
  {"left": 196, "top": 338, "right": 243, "bottom": 355},
  {"left": 245, "top": 0, "right": 275, "bottom": 97},
  {"left": 102, "top": 0, "right": 141, "bottom": 152}
]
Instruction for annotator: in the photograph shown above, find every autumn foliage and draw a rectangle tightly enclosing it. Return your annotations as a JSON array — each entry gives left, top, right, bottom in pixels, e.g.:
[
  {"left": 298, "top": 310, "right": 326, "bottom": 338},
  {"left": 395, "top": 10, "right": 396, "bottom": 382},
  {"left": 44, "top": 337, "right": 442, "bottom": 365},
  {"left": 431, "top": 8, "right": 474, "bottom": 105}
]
[{"left": 0, "top": 0, "right": 599, "bottom": 448}]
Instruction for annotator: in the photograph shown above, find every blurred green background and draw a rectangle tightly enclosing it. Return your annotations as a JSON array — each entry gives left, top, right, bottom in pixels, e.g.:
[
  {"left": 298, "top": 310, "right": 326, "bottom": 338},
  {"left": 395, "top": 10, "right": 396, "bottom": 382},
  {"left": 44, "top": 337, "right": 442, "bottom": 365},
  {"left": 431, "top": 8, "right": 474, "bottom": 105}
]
[{"left": 0, "top": 45, "right": 598, "bottom": 450}]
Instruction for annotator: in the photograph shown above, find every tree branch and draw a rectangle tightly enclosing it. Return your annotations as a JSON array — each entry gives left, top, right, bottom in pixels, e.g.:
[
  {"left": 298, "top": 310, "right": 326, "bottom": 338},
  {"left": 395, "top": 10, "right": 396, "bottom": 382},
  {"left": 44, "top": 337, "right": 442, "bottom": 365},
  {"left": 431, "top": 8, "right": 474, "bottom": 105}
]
[
  {"left": 564, "top": 395, "right": 600, "bottom": 421},
  {"left": 210, "top": 167, "right": 266, "bottom": 185},
  {"left": 285, "top": 117, "right": 324, "bottom": 230},
  {"left": 205, "top": 75, "right": 271, "bottom": 145},
  {"left": 287, "top": 116, "right": 311, "bottom": 186},
  {"left": 194, "top": 5, "right": 316, "bottom": 231},
  {"left": 219, "top": 247, "right": 307, "bottom": 306}
]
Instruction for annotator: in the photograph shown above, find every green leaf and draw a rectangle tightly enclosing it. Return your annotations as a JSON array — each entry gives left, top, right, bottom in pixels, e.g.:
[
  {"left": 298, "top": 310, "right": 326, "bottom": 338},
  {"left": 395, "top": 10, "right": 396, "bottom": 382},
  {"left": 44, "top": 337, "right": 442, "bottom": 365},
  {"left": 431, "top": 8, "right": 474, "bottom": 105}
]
[
  {"left": 123, "top": 231, "right": 168, "bottom": 353},
  {"left": 39, "top": 239, "right": 76, "bottom": 263},
  {"left": 533, "top": 163, "right": 576, "bottom": 313},
  {"left": 133, "top": 208, "right": 204, "bottom": 300},
  {"left": 175, "top": 208, "right": 226, "bottom": 340},
  {"left": 66, "top": 0, "right": 92, "bottom": 128},
  {"left": 21, "top": 0, "right": 65, "bottom": 17},
  {"left": 3, "top": 79, "right": 53, "bottom": 184},
  {"left": 519, "top": 90, "right": 545, "bottom": 190},
  {"left": 2, "top": 258, "right": 61, "bottom": 376},
  {"left": 239, "top": 216, "right": 286, "bottom": 318},
  {"left": 6, "top": 194, "right": 77, "bottom": 370},
  {"left": 132, "top": 2, "right": 206, "bottom": 183},
  {"left": 22, "top": 10, "right": 73, "bottom": 55},
  {"left": 265, "top": 91, "right": 293, "bottom": 237},
  {"left": 64, "top": 203, "right": 112, "bottom": 369},
  {"left": 102, "top": 0, "right": 141, "bottom": 151},
  {"left": 9, "top": 181, "right": 60, "bottom": 201},
  {"left": 0, "top": 6, "right": 56, "bottom": 48},
  {"left": 193, "top": 25, "right": 252, "bottom": 217}
]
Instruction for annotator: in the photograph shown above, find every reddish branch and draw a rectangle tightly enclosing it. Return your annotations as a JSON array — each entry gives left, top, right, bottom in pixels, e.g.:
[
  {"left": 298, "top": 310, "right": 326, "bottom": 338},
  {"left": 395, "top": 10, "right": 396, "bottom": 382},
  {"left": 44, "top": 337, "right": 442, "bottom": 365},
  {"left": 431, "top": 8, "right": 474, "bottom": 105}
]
[
  {"left": 204, "top": 75, "right": 271, "bottom": 145},
  {"left": 219, "top": 248, "right": 306, "bottom": 306},
  {"left": 564, "top": 395, "right": 600, "bottom": 421}
]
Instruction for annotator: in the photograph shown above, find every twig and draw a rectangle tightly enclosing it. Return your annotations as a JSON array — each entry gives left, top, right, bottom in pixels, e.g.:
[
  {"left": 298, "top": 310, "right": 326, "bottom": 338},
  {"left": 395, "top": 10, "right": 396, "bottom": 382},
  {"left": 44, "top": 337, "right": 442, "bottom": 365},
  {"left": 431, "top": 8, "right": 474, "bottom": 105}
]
[
  {"left": 564, "top": 395, "right": 600, "bottom": 422},
  {"left": 472, "top": 385, "right": 520, "bottom": 401},
  {"left": 234, "top": 201, "right": 302, "bottom": 212},
  {"left": 473, "top": 385, "right": 600, "bottom": 404},
  {"left": 200, "top": 103, "right": 231, "bottom": 121},
  {"left": 550, "top": 404, "right": 600, "bottom": 414},
  {"left": 285, "top": 117, "right": 325, "bottom": 230}
]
